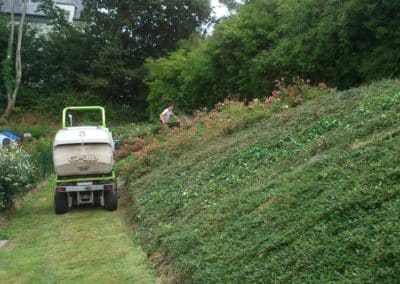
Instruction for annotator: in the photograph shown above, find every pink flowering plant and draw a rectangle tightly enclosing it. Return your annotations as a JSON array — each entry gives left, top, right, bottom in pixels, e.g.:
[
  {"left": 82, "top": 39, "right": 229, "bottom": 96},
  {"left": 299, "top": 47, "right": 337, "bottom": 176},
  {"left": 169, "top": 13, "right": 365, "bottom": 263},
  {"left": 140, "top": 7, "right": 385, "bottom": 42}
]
[{"left": 264, "top": 77, "right": 336, "bottom": 108}]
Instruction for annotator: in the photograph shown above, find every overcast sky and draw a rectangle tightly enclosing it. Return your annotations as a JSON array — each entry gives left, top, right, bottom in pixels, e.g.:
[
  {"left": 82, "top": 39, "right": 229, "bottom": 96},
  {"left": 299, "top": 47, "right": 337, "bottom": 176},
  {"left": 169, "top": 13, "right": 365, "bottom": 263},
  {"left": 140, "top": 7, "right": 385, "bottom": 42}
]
[{"left": 211, "top": 0, "right": 230, "bottom": 18}]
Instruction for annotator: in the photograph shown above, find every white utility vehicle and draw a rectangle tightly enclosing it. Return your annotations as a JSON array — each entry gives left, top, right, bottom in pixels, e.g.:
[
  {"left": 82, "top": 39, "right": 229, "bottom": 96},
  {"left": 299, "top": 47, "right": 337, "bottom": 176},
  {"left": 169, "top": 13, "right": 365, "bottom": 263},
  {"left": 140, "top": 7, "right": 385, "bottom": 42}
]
[{"left": 53, "top": 106, "right": 118, "bottom": 214}]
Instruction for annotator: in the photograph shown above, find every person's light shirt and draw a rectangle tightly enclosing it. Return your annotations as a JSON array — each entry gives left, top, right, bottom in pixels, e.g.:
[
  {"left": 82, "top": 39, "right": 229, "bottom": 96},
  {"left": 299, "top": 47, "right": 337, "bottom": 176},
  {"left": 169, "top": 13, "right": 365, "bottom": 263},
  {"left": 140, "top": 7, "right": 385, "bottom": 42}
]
[{"left": 161, "top": 108, "right": 174, "bottom": 122}]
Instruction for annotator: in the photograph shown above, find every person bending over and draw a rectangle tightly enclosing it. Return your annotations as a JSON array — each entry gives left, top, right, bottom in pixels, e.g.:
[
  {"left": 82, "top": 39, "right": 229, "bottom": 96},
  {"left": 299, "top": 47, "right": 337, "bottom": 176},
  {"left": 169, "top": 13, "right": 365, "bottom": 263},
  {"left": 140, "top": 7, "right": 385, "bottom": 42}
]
[{"left": 159, "top": 103, "right": 180, "bottom": 125}]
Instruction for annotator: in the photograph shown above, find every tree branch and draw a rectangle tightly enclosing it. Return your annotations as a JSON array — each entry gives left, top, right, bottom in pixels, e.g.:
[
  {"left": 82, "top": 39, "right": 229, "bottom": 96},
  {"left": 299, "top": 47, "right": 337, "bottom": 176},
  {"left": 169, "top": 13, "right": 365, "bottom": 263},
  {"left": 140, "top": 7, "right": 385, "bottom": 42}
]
[{"left": 1, "top": 0, "right": 28, "bottom": 121}]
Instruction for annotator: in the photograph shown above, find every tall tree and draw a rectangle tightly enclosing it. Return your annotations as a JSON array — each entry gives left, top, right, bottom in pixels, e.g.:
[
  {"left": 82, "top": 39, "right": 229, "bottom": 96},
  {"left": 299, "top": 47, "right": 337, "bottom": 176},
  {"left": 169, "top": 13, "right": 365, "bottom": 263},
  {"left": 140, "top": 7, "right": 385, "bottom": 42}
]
[
  {"left": 1, "top": 0, "right": 28, "bottom": 122},
  {"left": 1, "top": 0, "right": 15, "bottom": 112},
  {"left": 80, "top": 0, "right": 211, "bottom": 110},
  {"left": 218, "top": 0, "right": 240, "bottom": 11}
]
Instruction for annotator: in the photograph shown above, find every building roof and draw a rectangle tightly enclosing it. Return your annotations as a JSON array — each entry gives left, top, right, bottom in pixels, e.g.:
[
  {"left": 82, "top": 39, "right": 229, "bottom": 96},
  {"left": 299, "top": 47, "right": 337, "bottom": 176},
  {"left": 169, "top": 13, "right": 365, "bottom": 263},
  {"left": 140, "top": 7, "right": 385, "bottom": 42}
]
[{"left": 1, "top": 0, "right": 84, "bottom": 20}]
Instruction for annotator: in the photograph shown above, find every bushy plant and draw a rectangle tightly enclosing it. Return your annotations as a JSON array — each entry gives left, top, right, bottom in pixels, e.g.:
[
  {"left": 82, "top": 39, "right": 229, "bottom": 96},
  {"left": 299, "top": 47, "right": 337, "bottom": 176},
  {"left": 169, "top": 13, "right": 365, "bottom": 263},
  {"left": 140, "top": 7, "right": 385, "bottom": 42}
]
[
  {"left": 0, "top": 146, "right": 36, "bottom": 210},
  {"left": 265, "top": 77, "right": 335, "bottom": 108},
  {"left": 145, "top": 0, "right": 400, "bottom": 119},
  {"left": 111, "top": 123, "right": 153, "bottom": 141},
  {"left": 27, "top": 137, "right": 53, "bottom": 180}
]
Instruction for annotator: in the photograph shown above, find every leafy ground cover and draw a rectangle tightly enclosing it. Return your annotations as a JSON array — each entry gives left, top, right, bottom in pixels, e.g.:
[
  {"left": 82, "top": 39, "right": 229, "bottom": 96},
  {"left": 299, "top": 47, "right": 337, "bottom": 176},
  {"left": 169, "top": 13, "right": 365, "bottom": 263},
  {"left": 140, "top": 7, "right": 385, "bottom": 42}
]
[
  {"left": 0, "top": 181, "right": 160, "bottom": 283},
  {"left": 118, "top": 79, "right": 400, "bottom": 282}
]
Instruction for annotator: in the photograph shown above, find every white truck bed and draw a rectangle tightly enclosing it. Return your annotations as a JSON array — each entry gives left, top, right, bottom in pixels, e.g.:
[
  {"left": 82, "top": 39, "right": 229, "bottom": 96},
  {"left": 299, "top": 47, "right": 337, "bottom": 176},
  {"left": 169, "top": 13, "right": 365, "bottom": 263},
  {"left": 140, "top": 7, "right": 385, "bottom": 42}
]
[{"left": 53, "top": 126, "right": 114, "bottom": 177}]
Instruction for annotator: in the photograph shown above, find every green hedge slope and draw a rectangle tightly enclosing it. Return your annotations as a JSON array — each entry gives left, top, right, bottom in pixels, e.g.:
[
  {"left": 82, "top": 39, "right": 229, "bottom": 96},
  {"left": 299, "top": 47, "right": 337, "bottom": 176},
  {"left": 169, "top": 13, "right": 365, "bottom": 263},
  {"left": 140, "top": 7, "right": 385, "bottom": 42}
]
[{"left": 126, "top": 79, "right": 400, "bottom": 282}]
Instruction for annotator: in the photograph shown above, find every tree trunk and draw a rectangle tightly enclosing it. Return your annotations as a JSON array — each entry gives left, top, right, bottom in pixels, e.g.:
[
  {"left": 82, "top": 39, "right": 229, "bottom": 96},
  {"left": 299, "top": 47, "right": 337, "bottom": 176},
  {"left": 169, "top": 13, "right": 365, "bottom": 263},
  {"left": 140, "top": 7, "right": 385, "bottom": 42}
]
[{"left": 1, "top": 0, "right": 27, "bottom": 122}]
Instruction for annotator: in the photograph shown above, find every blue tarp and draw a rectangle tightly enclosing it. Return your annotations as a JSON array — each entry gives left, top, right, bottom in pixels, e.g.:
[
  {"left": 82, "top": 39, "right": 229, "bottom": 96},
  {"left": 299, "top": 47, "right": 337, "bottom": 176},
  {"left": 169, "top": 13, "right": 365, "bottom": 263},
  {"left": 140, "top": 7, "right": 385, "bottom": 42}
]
[
  {"left": 0, "top": 131, "right": 20, "bottom": 141},
  {"left": 0, "top": 134, "right": 11, "bottom": 148}
]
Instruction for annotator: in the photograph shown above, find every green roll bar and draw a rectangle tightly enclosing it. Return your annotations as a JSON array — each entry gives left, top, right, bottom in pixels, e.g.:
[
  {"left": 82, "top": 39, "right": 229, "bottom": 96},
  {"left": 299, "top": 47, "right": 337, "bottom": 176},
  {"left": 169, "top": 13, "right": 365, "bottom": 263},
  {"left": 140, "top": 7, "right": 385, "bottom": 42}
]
[{"left": 62, "top": 106, "right": 106, "bottom": 128}]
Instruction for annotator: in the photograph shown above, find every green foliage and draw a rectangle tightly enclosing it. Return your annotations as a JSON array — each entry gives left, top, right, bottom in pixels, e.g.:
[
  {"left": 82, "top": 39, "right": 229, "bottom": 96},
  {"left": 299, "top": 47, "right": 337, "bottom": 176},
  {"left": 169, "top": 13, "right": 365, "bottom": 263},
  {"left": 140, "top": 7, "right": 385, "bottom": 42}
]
[
  {"left": 75, "top": 0, "right": 212, "bottom": 111},
  {"left": 218, "top": 0, "right": 240, "bottom": 11},
  {"left": 2, "top": 124, "right": 55, "bottom": 138},
  {"left": 145, "top": 51, "right": 187, "bottom": 118},
  {"left": 33, "top": 0, "right": 70, "bottom": 30},
  {"left": 2, "top": 0, "right": 400, "bottom": 123},
  {"left": 27, "top": 137, "right": 54, "bottom": 179},
  {"left": 22, "top": 27, "right": 99, "bottom": 101},
  {"left": 381, "top": 91, "right": 400, "bottom": 111},
  {"left": 111, "top": 123, "right": 153, "bottom": 141},
  {"left": 124, "top": 79, "right": 400, "bottom": 282},
  {"left": 0, "top": 15, "right": 13, "bottom": 107},
  {"left": 34, "top": 91, "right": 104, "bottom": 117},
  {"left": 0, "top": 122, "right": 56, "bottom": 181},
  {"left": 145, "top": 0, "right": 400, "bottom": 118},
  {"left": 145, "top": 36, "right": 221, "bottom": 118},
  {"left": 0, "top": 1, "right": 212, "bottom": 120},
  {"left": 0, "top": 146, "right": 36, "bottom": 210},
  {"left": 2, "top": 54, "right": 14, "bottom": 96}
]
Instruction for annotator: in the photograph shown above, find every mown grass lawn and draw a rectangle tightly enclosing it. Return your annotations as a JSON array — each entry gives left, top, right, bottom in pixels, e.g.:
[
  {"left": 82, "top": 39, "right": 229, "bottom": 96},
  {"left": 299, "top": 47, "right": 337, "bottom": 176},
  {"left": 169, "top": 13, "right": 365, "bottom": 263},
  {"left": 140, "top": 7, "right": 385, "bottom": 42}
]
[{"left": 0, "top": 181, "right": 158, "bottom": 283}]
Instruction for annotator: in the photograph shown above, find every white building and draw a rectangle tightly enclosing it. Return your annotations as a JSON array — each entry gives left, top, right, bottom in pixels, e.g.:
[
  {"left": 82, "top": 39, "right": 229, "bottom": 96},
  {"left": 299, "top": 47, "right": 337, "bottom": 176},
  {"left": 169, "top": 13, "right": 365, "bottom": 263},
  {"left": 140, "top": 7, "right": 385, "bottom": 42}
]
[{"left": 1, "top": 0, "right": 84, "bottom": 31}]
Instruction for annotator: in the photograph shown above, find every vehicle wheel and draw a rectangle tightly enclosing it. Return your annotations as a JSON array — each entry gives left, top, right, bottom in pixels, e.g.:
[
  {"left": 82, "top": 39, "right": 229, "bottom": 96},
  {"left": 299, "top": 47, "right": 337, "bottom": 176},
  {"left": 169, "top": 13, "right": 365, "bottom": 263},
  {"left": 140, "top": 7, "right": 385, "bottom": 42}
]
[
  {"left": 54, "top": 192, "right": 68, "bottom": 214},
  {"left": 104, "top": 189, "right": 118, "bottom": 211}
]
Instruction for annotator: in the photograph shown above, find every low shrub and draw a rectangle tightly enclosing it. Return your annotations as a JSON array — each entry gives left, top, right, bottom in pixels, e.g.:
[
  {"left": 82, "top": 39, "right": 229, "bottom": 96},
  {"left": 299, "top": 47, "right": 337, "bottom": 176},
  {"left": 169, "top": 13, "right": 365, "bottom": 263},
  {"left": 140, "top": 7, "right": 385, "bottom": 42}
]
[
  {"left": 265, "top": 77, "right": 335, "bottom": 108},
  {"left": 26, "top": 137, "right": 54, "bottom": 180},
  {"left": 0, "top": 146, "right": 36, "bottom": 210},
  {"left": 111, "top": 123, "right": 153, "bottom": 141}
]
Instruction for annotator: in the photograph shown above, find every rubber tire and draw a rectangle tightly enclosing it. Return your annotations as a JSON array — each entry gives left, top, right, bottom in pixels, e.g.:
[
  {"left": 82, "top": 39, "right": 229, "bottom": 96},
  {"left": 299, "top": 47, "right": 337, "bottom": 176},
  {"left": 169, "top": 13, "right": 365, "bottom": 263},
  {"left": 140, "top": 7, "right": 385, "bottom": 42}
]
[
  {"left": 104, "top": 189, "right": 118, "bottom": 211},
  {"left": 54, "top": 192, "right": 68, "bottom": 214}
]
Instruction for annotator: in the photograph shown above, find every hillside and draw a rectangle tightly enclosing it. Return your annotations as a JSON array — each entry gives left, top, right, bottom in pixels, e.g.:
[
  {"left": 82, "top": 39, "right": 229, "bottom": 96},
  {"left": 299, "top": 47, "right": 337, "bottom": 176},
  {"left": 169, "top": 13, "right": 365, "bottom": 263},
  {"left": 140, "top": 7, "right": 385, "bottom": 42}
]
[{"left": 119, "top": 79, "right": 400, "bottom": 282}]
